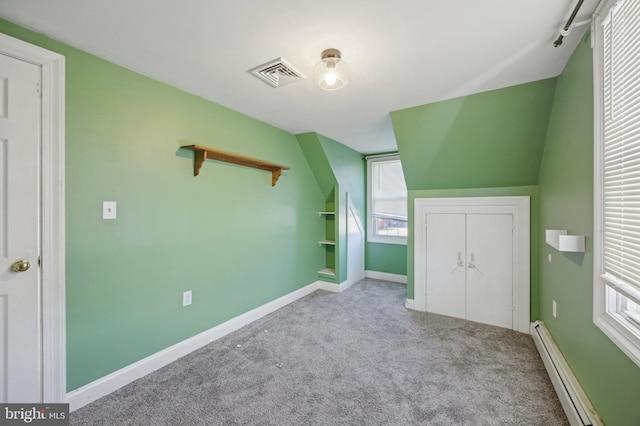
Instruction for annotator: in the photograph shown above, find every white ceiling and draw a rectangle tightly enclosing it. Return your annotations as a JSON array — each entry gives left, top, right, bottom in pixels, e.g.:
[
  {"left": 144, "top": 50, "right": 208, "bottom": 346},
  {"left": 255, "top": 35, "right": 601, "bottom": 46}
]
[{"left": 0, "top": 0, "right": 598, "bottom": 154}]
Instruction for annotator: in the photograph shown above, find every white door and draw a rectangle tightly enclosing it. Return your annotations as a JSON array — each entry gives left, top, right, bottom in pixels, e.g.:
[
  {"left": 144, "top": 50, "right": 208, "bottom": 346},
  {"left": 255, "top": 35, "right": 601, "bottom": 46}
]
[
  {"left": 466, "top": 214, "right": 513, "bottom": 329},
  {"left": 425, "top": 213, "right": 513, "bottom": 329},
  {"left": 0, "top": 53, "right": 42, "bottom": 402},
  {"left": 414, "top": 197, "right": 529, "bottom": 332},
  {"left": 426, "top": 213, "right": 466, "bottom": 318}
]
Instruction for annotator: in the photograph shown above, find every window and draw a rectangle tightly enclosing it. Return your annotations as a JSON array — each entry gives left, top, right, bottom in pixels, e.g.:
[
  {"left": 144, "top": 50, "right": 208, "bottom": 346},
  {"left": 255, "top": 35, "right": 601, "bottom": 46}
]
[
  {"left": 367, "top": 155, "right": 407, "bottom": 245},
  {"left": 594, "top": 0, "right": 640, "bottom": 367}
]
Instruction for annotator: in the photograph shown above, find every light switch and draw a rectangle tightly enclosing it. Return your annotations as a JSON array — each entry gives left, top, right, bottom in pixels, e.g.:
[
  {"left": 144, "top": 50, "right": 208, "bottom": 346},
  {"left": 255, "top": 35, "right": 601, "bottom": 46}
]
[
  {"left": 183, "top": 291, "right": 192, "bottom": 307},
  {"left": 103, "top": 201, "right": 117, "bottom": 219}
]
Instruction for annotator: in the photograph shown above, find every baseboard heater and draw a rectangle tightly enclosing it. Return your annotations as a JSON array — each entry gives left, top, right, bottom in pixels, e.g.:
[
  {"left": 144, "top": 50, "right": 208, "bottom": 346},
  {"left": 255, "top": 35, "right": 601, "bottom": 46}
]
[{"left": 531, "top": 322, "right": 602, "bottom": 426}]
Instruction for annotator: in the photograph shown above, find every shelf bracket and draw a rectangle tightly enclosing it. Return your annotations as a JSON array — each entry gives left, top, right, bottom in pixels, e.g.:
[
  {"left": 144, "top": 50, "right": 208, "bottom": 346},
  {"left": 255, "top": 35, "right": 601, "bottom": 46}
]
[
  {"left": 272, "top": 168, "right": 283, "bottom": 187},
  {"left": 194, "top": 150, "right": 206, "bottom": 176}
]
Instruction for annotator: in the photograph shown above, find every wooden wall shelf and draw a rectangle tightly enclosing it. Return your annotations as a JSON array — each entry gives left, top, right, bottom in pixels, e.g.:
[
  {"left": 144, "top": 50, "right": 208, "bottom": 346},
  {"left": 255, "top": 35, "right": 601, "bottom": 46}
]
[{"left": 181, "top": 144, "right": 290, "bottom": 186}]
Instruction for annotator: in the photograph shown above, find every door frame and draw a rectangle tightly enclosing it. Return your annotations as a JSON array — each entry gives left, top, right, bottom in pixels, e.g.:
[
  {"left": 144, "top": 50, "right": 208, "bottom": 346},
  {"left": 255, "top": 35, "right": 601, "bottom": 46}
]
[
  {"left": 414, "top": 196, "right": 530, "bottom": 333},
  {"left": 0, "top": 32, "right": 66, "bottom": 402}
]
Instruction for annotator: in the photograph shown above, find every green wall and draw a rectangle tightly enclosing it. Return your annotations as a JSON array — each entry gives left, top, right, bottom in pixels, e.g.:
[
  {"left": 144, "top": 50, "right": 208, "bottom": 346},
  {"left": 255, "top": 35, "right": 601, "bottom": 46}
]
[
  {"left": 316, "top": 133, "right": 365, "bottom": 216},
  {"left": 297, "top": 132, "right": 366, "bottom": 283},
  {"left": 538, "top": 34, "right": 640, "bottom": 425},
  {"left": 296, "top": 132, "right": 337, "bottom": 200},
  {"left": 0, "top": 20, "right": 326, "bottom": 391},
  {"left": 365, "top": 243, "right": 407, "bottom": 276},
  {"left": 392, "top": 79, "right": 557, "bottom": 191}
]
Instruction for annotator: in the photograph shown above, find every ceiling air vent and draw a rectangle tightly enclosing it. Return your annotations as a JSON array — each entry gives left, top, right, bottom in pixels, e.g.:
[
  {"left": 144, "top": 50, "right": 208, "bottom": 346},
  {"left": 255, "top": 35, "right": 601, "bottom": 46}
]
[{"left": 248, "top": 57, "right": 306, "bottom": 88}]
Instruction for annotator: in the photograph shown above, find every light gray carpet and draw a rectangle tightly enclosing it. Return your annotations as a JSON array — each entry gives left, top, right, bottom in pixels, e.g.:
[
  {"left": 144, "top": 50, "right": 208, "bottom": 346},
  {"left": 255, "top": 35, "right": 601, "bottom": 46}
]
[{"left": 71, "top": 279, "right": 568, "bottom": 425}]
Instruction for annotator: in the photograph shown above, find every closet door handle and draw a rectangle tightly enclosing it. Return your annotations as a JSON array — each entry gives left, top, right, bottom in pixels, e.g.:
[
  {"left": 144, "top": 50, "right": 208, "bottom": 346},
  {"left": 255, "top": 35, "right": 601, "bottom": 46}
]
[
  {"left": 467, "top": 253, "right": 484, "bottom": 275},
  {"left": 450, "top": 252, "right": 465, "bottom": 273}
]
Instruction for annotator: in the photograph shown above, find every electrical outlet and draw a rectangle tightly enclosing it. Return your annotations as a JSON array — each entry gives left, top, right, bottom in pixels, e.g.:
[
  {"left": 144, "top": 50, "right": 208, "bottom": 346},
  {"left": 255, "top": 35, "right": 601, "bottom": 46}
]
[
  {"left": 552, "top": 300, "right": 557, "bottom": 318},
  {"left": 102, "top": 201, "right": 117, "bottom": 219},
  {"left": 183, "top": 290, "right": 192, "bottom": 307}
]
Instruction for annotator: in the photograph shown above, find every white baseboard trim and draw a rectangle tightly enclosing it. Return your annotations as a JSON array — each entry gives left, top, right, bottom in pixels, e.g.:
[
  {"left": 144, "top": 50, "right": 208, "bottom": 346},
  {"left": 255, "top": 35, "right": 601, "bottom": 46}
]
[
  {"left": 530, "top": 321, "right": 602, "bottom": 426},
  {"left": 318, "top": 279, "right": 350, "bottom": 293},
  {"left": 66, "top": 281, "right": 321, "bottom": 412},
  {"left": 365, "top": 270, "right": 407, "bottom": 284},
  {"left": 405, "top": 298, "right": 415, "bottom": 310}
]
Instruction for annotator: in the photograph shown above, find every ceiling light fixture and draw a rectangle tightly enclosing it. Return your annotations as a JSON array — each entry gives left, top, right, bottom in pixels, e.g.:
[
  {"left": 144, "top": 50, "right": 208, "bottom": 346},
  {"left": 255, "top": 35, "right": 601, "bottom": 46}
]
[{"left": 314, "top": 48, "right": 349, "bottom": 91}]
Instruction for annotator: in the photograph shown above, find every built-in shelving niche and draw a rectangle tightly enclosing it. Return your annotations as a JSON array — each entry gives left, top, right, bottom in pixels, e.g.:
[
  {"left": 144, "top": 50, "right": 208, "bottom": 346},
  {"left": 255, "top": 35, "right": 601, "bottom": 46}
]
[{"left": 318, "top": 186, "right": 338, "bottom": 281}]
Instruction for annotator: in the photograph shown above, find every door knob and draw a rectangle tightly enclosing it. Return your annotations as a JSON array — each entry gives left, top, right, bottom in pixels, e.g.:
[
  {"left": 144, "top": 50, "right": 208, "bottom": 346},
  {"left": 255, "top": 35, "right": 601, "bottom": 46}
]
[{"left": 11, "top": 259, "right": 30, "bottom": 272}]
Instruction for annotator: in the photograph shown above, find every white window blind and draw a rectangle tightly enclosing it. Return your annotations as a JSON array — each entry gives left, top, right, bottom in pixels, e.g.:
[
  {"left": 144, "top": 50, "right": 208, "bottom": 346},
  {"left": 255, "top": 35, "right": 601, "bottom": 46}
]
[
  {"left": 367, "top": 155, "right": 408, "bottom": 244},
  {"left": 371, "top": 159, "right": 407, "bottom": 223},
  {"left": 602, "top": 0, "right": 640, "bottom": 306}
]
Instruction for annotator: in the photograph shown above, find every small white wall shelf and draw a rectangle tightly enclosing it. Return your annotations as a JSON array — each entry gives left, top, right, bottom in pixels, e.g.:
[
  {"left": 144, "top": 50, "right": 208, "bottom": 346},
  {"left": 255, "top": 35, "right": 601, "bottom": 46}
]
[
  {"left": 545, "top": 229, "right": 566, "bottom": 250},
  {"left": 559, "top": 235, "right": 586, "bottom": 252},
  {"left": 545, "top": 229, "right": 585, "bottom": 253}
]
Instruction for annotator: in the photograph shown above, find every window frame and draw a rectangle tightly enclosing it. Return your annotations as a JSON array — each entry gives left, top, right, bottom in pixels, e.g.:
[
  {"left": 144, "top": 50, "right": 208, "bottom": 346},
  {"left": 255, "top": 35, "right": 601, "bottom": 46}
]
[
  {"left": 366, "top": 154, "right": 408, "bottom": 245},
  {"left": 593, "top": 0, "right": 640, "bottom": 368}
]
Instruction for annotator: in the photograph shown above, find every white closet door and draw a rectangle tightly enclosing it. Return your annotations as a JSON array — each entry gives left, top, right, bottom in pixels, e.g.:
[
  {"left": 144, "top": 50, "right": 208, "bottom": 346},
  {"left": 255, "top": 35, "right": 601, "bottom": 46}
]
[
  {"left": 465, "top": 214, "right": 513, "bottom": 329},
  {"left": 426, "top": 213, "right": 466, "bottom": 319}
]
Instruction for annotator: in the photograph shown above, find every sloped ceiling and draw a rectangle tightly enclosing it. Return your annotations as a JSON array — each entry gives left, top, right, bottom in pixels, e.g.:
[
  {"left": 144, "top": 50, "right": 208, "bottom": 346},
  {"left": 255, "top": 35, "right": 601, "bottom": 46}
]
[
  {"left": 393, "top": 79, "right": 559, "bottom": 190},
  {"left": 0, "top": 0, "right": 597, "bottom": 153}
]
